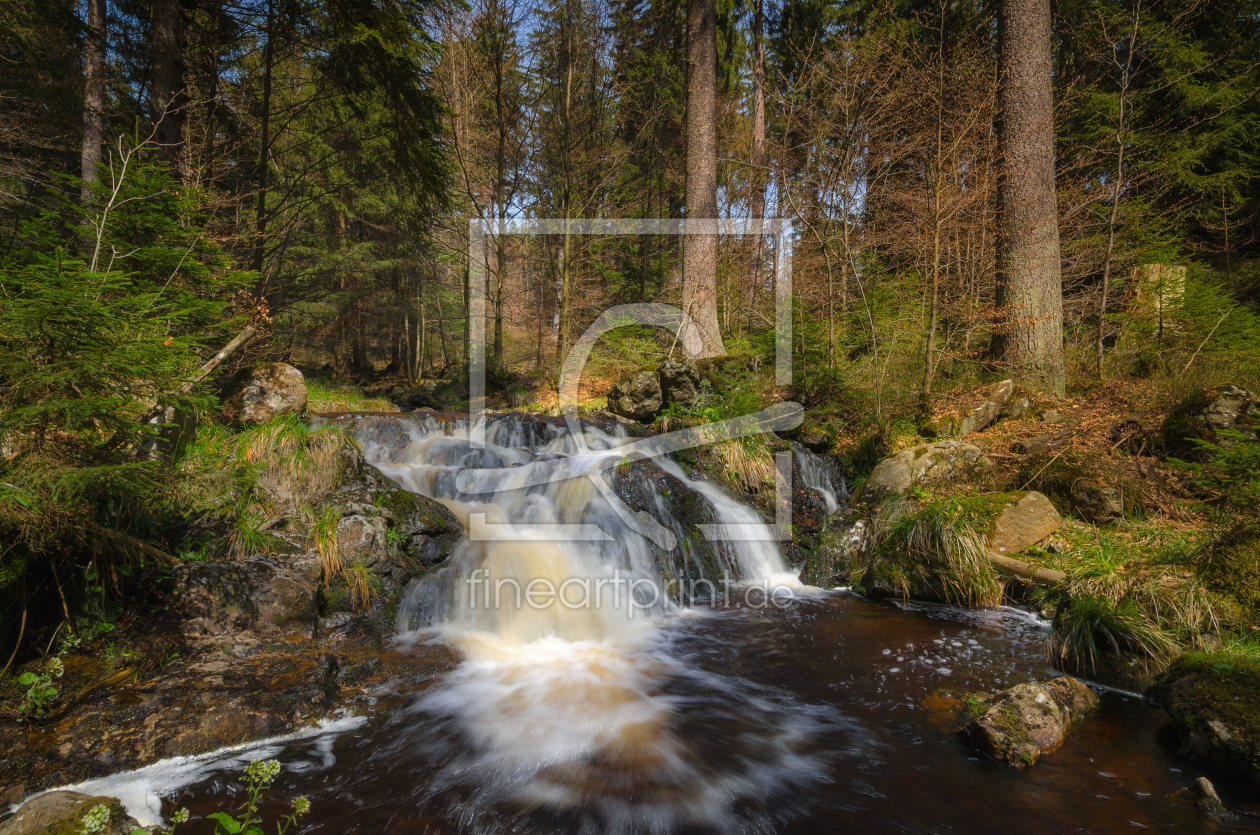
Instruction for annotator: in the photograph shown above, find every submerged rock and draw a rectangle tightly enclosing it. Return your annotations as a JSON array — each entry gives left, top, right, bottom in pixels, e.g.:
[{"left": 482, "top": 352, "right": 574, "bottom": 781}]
[
  {"left": 956, "top": 676, "right": 1098, "bottom": 766},
  {"left": 0, "top": 791, "right": 140, "bottom": 835},
  {"left": 855, "top": 441, "right": 992, "bottom": 505},
  {"left": 606, "top": 370, "right": 663, "bottom": 422},
  {"left": 221, "top": 362, "right": 308, "bottom": 424},
  {"left": 1153, "top": 651, "right": 1260, "bottom": 791}
]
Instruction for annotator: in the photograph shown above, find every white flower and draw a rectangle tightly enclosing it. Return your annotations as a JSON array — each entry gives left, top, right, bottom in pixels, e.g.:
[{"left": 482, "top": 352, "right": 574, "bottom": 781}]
[{"left": 79, "top": 804, "right": 111, "bottom": 834}]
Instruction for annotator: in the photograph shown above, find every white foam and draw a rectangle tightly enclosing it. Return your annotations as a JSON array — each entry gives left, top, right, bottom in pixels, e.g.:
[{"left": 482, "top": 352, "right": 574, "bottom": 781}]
[{"left": 12, "top": 715, "right": 367, "bottom": 827}]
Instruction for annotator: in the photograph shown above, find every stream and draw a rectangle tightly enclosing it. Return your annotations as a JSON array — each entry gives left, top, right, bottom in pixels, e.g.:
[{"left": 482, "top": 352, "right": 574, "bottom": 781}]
[{"left": 64, "top": 415, "right": 1260, "bottom": 833}]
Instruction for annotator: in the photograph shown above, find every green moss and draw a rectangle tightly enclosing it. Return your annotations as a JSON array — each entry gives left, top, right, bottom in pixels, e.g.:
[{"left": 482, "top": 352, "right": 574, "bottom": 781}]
[
  {"left": 1154, "top": 650, "right": 1260, "bottom": 779},
  {"left": 1198, "top": 527, "right": 1260, "bottom": 625},
  {"left": 376, "top": 487, "right": 422, "bottom": 520},
  {"left": 38, "top": 796, "right": 126, "bottom": 835}
]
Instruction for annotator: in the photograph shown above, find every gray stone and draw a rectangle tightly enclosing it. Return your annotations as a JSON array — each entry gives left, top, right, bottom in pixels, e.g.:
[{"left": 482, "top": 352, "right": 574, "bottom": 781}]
[
  {"left": 956, "top": 676, "right": 1098, "bottom": 766},
  {"left": 0, "top": 792, "right": 140, "bottom": 835},
  {"left": 336, "top": 514, "right": 390, "bottom": 568},
  {"left": 1002, "top": 396, "right": 1030, "bottom": 420},
  {"left": 856, "top": 441, "right": 992, "bottom": 505},
  {"left": 658, "top": 358, "right": 700, "bottom": 408},
  {"left": 989, "top": 491, "right": 1062, "bottom": 555},
  {"left": 221, "top": 363, "right": 308, "bottom": 424},
  {"left": 1041, "top": 409, "right": 1063, "bottom": 424},
  {"left": 960, "top": 380, "right": 1015, "bottom": 435},
  {"left": 1199, "top": 384, "right": 1260, "bottom": 445},
  {"left": 1070, "top": 479, "right": 1126, "bottom": 523},
  {"left": 170, "top": 558, "right": 317, "bottom": 637},
  {"left": 606, "top": 370, "right": 663, "bottom": 422}
]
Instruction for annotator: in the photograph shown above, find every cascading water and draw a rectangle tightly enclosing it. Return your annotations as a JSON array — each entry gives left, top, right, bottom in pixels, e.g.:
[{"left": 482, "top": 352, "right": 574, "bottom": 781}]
[
  {"left": 357, "top": 414, "right": 831, "bottom": 832},
  {"left": 793, "top": 446, "right": 847, "bottom": 516}
]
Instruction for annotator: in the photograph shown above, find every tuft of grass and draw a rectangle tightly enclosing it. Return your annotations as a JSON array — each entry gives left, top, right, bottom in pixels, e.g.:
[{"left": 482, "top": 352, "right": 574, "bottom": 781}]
[
  {"left": 341, "top": 563, "right": 379, "bottom": 611},
  {"left": 307, "top": 378, "right": 396, "bottom": 413},
  {"left": 228, "top": 508, "right": 282, "bottom": 558},
  {"left": 1047, "top": 595, "right": 1181, "bottom": 672},
  {"left": 712, "top": 436, "right": 776, "bottom": 492},
  {"left": 308, "top": 505, "right": 342, "bottom": 587}
]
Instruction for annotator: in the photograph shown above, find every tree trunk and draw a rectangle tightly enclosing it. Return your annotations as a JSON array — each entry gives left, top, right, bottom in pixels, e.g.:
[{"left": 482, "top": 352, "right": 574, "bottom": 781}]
[
  {"left": 746, "top": 0, "right": 766, "bottom": 341},
  {"left": 683, "top": 0, "right": 725, "bottom": 358},
  {"left": 990, "top": 0, "right": 1065, "bottom": 396},
  {"left": 151, "top": 0, "right": 188, "bottom": 173},
  {"left": 251, "top": 0, "right": 276, "bottom": 287},
  {"left": 80, "top": 0, "right": 107, "bottom": 205}
]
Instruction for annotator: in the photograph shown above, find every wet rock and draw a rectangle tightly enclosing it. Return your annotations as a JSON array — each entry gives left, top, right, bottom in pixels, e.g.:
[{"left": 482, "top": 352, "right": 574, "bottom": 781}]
[
  {"left": 855, "top": 441, "right": 992, "bottom": 505},
  {"left": 606, "top": 370, "right": 663, "bottom": 422},
  {"left": 959, "top": 380, "right": 1014, "bottom": 435},
  {"left": 0, "top": 640, "right": 457, "bottom": 797},
  {"left": 336, "top": 514, "right": 390, "bottom": 568},
  {"left": 170, "top": 559, "right": 317, "bottom": 637},
  {"left": 658, "top": 358, "right": 700, "bottom": 408},
  {"left": 956, "top": 676, "right": 1098, "bottom": 766},
  {"left": 396, "top": 566, "right": 460, "bottom": 632},
  {"left": 1162, "top": 384, "right": 1260, "bottom": 459},
  {"left": 988, "top": 491, "right": 1061, "bottom": 556},
  {"left": 0, "top": 792, "right": 140, "bottom": 835},
  {"left": 1068, "top": 479, "right": 1126, "bottom": 524},
  {"left": 1153, "top": 651, "right": 1260, "bottom": 791},
  {"left": 802, "top": 516, "right": 871, "bottom": 588},
  {"left": 221, "top": 363, "right": 308, "bottom": 424}
]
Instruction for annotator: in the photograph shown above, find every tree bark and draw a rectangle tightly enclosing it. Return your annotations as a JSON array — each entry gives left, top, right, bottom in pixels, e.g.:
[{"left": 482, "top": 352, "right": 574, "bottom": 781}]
[
  {"left": 746, "top": 0, "right": 766, "bottom": 343},
  {"left": 151, "top": 0, "right": 188, "bottom": 174},
  {"left": 683, "top": 0, "right": 725, "bottom": 358},
  {"left": 991, "top": 0, "right": 1065, "bottom": 396},
  {"left": 80, "top": 0, "right": 107, "bottom": 205},
  {"left": 251, "top": 0, "right": 276, "bottom": 285}
]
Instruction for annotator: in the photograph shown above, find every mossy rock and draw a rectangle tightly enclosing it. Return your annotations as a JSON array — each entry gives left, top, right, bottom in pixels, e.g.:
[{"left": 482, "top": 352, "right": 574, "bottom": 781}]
[
  {"left": 2, "top": 792, "right": 138, "bottom": 835},
  {"left": 1197, "top": 527, "right": 1260, "bottom": 627},
  {"left": 1153, "top": 651, "right": 1260, "bottom": 791},
  {"left": 1160, "top": 385, "right": 1260, "bottom": 460},
  {"left": 374, "top": 486, "right": 459, "bottom": 535},
  {"left": 1013, "top": 454, "right": 1143, "bottom": 522}
]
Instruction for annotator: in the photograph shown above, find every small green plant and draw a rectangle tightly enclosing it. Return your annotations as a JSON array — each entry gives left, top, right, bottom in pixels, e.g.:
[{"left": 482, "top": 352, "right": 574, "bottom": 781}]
[
  {"left": 1175, "top": 430, "right": 1260, "bottom": 515},
  {"left": 17, "top": 633, "right": 79, "bottom": 721},
  {"left": 128, "top": 759, "right": 310, "bottom": 835},
  {"left": 229, "top": 509, "right": 283, "bottom": 558},
  {"left": 385, "top": 526, "right": 404, "bottom": 553}
]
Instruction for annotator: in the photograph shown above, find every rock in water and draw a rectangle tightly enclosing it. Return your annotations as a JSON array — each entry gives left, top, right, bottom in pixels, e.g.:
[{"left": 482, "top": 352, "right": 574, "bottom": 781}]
[
  {"left": 856, "top": 441, "right": 992, "bottom": 505},
  {"left": 222, "top": 362, "right": 308, "bottom": 424},
  {"left": 606, "top": 369, "right": 663, "bottom": 422},
  {"left": 1153, "top": 651, "right": 1260, "bottom": 791},
  {"left": 959, "top": 379, "right": 1014, "bottom": 435},
  {"left": 956, "top": 676, "right": 1098, "bottom": 766},
  {"left": 0, "top": 792, "right": 140, "bottom": 835}
]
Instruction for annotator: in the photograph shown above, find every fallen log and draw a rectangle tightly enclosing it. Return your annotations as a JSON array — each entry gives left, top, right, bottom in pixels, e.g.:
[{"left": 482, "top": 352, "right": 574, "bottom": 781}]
[{"left": 989, "top": 552, "right": 1066, "bottom": 587}]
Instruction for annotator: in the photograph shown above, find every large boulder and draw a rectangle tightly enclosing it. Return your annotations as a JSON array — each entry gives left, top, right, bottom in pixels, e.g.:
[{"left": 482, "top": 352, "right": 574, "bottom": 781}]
[
  {"left": 855, "top": 441, "right": 992, "bottom": 505},
  {"left": 606, "top": 370, "right": 663, "bottom": 422},
  {"left": 1069, "top": 478, "right": 1126, "bottom": 524},
  {"left": 988, "top": 491, "right": 1062, "bottom": 556},
  {"left": 658, "top": 358, "right": 701, "bottom": 408},
  {"left": 170, "top": 558, "right": 317, "bottom": 638},
  {"left": 1153, "top": 651, "right": 1260, "bottom": 791},
  {"left": 222, "top": 362, "right": 308, "bottom": 424},
  {"left": 956, "top": 676, "right": 1098, "bottom": 766},
  {"left": 0, "top": 792, "right": 140, "bottom": 835},
  {"left": 1162, "top": 384, "right": 1260, "bottom": 459},
  {"left": 959, "top": 380, "right": 1015, "bottom": 435}
]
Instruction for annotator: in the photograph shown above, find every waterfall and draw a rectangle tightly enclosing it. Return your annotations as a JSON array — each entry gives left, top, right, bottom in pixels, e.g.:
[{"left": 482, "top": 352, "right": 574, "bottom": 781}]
[
  {"left": 794, "top": 446, "right": 848, "bottom": 515},
  {"left": 361, "top": 413, "right": 803, "bottom": 644},
  {"left": 356, "top": 413, "right": 820, "bottom": 832}
]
